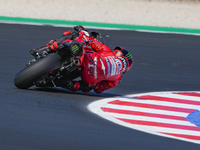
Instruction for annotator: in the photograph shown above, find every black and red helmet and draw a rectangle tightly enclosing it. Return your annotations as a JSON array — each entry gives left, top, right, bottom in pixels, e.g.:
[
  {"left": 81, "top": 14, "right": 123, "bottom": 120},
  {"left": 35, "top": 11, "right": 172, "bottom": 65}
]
[{"left": 113, "top": 46, "right": 133, "bottom": 73}]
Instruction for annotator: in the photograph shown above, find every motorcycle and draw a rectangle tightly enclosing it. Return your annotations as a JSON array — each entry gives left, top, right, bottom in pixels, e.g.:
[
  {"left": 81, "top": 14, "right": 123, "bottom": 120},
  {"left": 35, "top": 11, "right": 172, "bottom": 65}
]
[{"left": 14, "top": 32, "right": 110, "bottom": 89}]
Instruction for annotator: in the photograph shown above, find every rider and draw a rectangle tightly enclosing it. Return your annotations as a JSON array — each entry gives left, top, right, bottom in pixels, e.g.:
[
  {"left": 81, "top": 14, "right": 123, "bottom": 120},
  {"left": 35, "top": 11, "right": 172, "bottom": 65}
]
[{"left": 30, "top": 25, "right": 133, "bottom": 93}]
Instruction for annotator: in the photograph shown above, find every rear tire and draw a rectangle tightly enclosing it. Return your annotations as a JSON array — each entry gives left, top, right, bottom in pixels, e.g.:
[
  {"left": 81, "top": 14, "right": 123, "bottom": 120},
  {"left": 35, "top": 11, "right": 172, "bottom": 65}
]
[{"left": 14, "top": 54, "right": 62, "bottom": 89}]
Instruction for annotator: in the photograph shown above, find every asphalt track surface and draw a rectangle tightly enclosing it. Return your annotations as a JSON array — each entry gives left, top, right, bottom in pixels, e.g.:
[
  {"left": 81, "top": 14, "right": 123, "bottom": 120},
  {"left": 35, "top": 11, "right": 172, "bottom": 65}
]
[{"left": 0, "top": 23, "right": 200, "bottom": 150}]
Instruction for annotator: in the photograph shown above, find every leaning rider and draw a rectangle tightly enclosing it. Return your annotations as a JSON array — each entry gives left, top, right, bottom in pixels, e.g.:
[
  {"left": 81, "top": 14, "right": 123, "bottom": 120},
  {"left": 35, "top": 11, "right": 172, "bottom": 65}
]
[{"left": 30, "top": 25, "right": 133, "bottom": 93}]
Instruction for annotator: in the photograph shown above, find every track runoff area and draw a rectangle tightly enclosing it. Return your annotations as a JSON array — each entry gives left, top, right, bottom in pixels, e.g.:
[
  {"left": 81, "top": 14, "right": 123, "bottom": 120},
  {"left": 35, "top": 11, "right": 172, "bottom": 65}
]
[{"left": 2, "top": 16, "right": 200, "bottom": 145}]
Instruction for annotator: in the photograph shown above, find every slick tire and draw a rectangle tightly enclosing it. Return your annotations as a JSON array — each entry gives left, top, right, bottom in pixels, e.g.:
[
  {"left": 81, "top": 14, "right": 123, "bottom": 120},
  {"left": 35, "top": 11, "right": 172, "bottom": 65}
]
[{"left": 14, "top": 54, "right": 62, "bottom": 89}]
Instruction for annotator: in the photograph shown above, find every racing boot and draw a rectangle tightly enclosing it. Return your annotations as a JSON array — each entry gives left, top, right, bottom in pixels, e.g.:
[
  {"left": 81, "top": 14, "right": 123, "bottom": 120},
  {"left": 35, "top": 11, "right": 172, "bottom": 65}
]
[
  {"left": 64, "top": 80, "right": 92, "bottom": 93},
  {"left": 53, "top": 77, "right": 75, "bottom": 90},
  {"left": 54, "top": 77, "right": 91, "bottom": 93}
]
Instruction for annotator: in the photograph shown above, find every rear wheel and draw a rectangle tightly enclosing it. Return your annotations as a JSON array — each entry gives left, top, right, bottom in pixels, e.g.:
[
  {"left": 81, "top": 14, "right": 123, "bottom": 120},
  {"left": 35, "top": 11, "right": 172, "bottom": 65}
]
[{"left": 14, "top": 54, "right": 62, "bottom": 89}]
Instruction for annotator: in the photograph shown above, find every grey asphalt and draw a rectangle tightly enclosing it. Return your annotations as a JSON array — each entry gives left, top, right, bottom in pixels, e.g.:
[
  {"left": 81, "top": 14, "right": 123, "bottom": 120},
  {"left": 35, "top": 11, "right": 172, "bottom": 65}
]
[{"left": 0, "top": 23, "right": 200, "bottom": 150}]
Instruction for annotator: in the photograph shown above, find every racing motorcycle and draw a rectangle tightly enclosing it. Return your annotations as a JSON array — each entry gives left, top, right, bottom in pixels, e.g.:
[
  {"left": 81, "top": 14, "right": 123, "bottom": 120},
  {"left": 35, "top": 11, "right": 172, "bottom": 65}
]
[{"left": 14, "top": 33, "right": 109, "bottom": 89}]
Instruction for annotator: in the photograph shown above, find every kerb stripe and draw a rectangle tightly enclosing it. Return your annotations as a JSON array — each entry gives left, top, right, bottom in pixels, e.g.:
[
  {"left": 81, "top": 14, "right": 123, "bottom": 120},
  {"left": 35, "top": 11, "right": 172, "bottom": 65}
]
[
  {"left": 174, "top": 92, "right": 200, "bottom": 97},
  {"left": 117, "top": 118, "right": 200, "bottom": 131},
  {"left": 108, "top": 100, "right": 195, "bottom": 113},
  {"left": 160, "top": 132, "right": 200, "bottom": 140},
  {"left": 101, "top": 107, "right": 186, "bottom": 121},
  {"left": 134, "top": 95, "right": 200, "bottom": 105}
]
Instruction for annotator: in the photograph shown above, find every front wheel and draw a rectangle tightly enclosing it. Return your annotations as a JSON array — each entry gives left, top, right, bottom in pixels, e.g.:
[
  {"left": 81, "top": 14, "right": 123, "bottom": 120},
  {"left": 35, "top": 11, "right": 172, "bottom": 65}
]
[{"left": 14, "top": 54, "right": 62, "bottom": 89}]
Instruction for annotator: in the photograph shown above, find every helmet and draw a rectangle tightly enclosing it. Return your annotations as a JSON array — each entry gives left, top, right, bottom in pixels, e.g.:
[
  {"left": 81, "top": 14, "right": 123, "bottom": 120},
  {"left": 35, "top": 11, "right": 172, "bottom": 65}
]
[{"left": 113, "top": 46, "right": 133, "bottom": 73}]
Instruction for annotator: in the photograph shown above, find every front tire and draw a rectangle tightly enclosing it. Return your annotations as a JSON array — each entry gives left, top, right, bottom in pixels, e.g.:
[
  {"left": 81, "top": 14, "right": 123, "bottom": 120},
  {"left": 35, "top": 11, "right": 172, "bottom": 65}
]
[{"left": 14, "top": 54, "right": 62, "bottom": 89}]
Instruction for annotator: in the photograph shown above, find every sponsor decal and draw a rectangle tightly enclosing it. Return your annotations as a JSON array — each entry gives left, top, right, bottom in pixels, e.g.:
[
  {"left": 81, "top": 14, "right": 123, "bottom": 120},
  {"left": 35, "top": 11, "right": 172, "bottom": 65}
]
[
  {"left": 88, "top": 68, "right": 93, "bottom": 77},
  {"left": 125, "top": 53, "right": 132, "bottom": 61},
  {"left": 87, "top": 56, "right": 97, "bottom": 79},
  {"left": 100, "top": 58, "right": 106, "bottom": 76},
  {"left": 109, "top": 56, "right": 116, "bottom": 76},
  {"left": 115, "top": 59, "right": 122, "bottom": 74},
  {"left": 82, "top": 30, "right": 90, "bottom": 37},
  {"left": 117, "top": 57, "right": 127, "bottom": 73},
  {"left": 88, "top": 91, "right": 200, "bottom": 144},
  {"left": 94, "top": 57, "right": 97, "bottom": 79},
  {"left": 105, "top": 57, "right": 111, "bottom": 76},
  {"left": 71, "top": 45, "right": 79, "bottom": 52},
  {"left": 106, "top": 56, "right": 117, "bottom": 77},
  {"left": 83, "top": 35, "right": 89, "bottom": 42},
  {"left": 88, "top": 55, "right": 94, "bottom": 77}
]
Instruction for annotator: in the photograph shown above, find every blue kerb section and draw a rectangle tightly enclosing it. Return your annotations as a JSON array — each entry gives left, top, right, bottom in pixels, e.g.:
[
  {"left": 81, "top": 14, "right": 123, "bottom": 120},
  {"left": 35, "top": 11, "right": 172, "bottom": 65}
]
[{"left": 187, "top": 110, "right": 200, "bottom": 127}]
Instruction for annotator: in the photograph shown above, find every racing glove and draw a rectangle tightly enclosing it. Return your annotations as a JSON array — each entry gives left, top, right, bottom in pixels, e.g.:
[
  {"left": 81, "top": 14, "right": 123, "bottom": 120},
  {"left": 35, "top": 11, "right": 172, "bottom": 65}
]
[
  {"left": 94, "top": 81, "right": 116, "bottom": 93},
  {"left": 30, "top": 39, "right": 58, "bottom": 57},
  {"left": 46, "top": 40, "right": 59, "bottom": 51}
]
